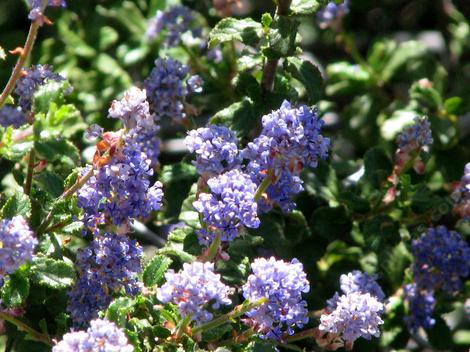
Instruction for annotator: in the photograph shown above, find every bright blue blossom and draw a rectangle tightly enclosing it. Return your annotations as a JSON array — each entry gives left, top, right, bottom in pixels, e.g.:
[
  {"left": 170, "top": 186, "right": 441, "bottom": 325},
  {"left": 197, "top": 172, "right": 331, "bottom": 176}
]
[
  {"left": 185, "top": 125, "right": 240, "bottom": 176},
  {"left": 67, "top": 233, "right": 143, "bottom": 327},
  {"left": 28, "top": 0, "right": 66, "bottom": 22},
  {"left": 144, "top": 58, "right": 201, "bottom": 121},
  {"left": 404, "top": 283, "right": 436, "bottom": 332},
  {"left": 53, "top": 318, "right": 133, "bottom": 352},
  {"left": 0, "top": 106, "right": 27, "bottom": 128},
  {"left": 242, "top": 100, "right": 330, "bottom": 212},
  {"left": 77, "top": 137, "right": 163, "bottom": 232},
  {"left": 452, "top": 162, "right": 470, "bottom": 219},
  {"left": 108, "top": 87, "right": 155, "bottom": 130},
  {"left": 411, "top": 226, "right": 470, "bottom": 294},
  {"left": 317, "top": 1, "right": 349, "bottom": 27},
  {"left": 242, "top": 257, "right": 310, "bottom": 340},
  {"left": 0, "top": 216, "right": 37, "bottom": 284},
  {"left": 157, "top": 262, "right": 231, "bottom": 323},
  {"left": 397, "top": 116, "right": 433, "bottom": 153},
  {"left": 15, "top": 65, "right": 67, "bottom": 111},
  {"left": 193, "top": 169, "right": 260, "bottom": 246},
  {"left": 319, "top": 291, "right": 384, "bottom": 344},
  {"left": 145, "top": 6, "right": 194, "bottom": 47}
]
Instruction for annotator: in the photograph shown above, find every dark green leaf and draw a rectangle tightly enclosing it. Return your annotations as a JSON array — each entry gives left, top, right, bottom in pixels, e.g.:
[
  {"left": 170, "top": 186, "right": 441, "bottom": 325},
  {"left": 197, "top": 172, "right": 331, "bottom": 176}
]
[
  {"left": 1, "top": 192, "right": 32, "bottom": 218},
  {"left": 34, "top": 171, "right": 64, "bottom": 198},
  {"left": 106, "top": 297, "right": 136, "bottom": 325},
  {"left": 1, "top": 269, "right": 30, "bottom": 307},
  {"left": 310, "top": 206, "right": 352, "bottom": 241},
  {"left": 286, "top": 57, "right": 323, "bottom": 103},
  {"left": 263, "top": 16, "right": 299, "bottom": 59},
  {"left": 363, "top": 147, "right": 392, "bottom": 188},
  {"left": 326, "top": 62, "right": 373, "bottom": 96}
]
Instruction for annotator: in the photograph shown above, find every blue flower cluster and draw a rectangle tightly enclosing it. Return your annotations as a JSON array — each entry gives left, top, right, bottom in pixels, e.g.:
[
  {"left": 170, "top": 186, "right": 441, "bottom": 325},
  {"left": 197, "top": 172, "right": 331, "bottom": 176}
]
[
  {"left": 397, "top": 116, "right": 433, "bottom": 153},
  {"left": 67, "top": 233, "right": 143, "bottom": 327},
  {"left": 242, "top": 257, "right": 310, "bottom": 340},
  {"left": 404, "top": 283, "right": 436, "bottom": 332},
  {"left": 146, "top": 6, "right": 194, "bottom": 47},
  {"left": 77, "top": 137, "right": 163, "bottom": 232},
  {"left": 52, "top": 318, "right": 133, "bottom": 352},
  {"left": 0, "top": 216, "right": 37, "bottom": 285},
  {"left": 411, "top": 226, "right": 470, "bottom": 294},
  {"left": 144, "top": 58, "right": 202, "bottom": 121},
  {"left": 15, "top": 64, "right": 67, "bottom": 111},
  {"left": 28, "top": 0, "right": 66, "bottom": 22},
  {"left": 317, "top": 0, "right": 349, "bottom": 27},
  {"left": 185, "top": 124, "right": 240, "bottom": 176},
  {"left": 0, "top": 106, "right": 27, "bottom": 128},
  {"left": 193, "top": 169, "right": 260, "bottom": 245},
  {"left": 157, "top": 262, "right": 231, "bottom": 323},
  {"left": 452, "top": 162, "right": 470, "bottom": 219},
  {"left": 319, "top": 271, "right": 385, "bottom": 345},
  {"left": 404, "top": 226, "right": 470, "bottom": 332},
  {"left": 242, "top": 100, "right": 330, "bottom": 212}
]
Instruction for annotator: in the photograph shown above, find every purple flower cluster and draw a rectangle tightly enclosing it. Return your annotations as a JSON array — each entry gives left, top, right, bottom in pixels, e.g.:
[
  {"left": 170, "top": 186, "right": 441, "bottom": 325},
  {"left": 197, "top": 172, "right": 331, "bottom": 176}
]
[
  {"left": 67, "top": 233, "right": 143, "bottom": 327},
  {"left": 242, "top": 257, "right": 310, "bottom": 340},
  {"left": 108, "top": 87, "right": 161, "bottom": 167},
  {"left": 242, "top": 100, "right": 330, "bottom": 212},
  {"left": 0, "top": 106, "right": 27, "bottom": 128},
  {"left": 452, "top": 163, "right": 470, "bottom": 219},
  {"left": 77, "top": 137, "right": 163, "bottom": 232},
  {"left": 185, "top": 125, "right": 240, "bottom": 176},
  {"left": 193, "top": 169, "right": 260, "bottom": 245},
  {"left": 144, "top": 58, "right": 201, "bottom": 121},
  {"left": 146, "top": 6, "right": 194, "bottom": 47},
  {"left": 28, "top": 0, "right": 66, "bottom": 22},
  {"left": 319, "top": 271, "right": 385, "bottom": 344},
  {"left": 53, "top": 318, "right": 133, "bottom": 352},
  {"left": 15, "top": 64, "right": 66, "bottom": 111},
  {"left": 0, "top": 216, "right": 37, "bottom": 283},
  {"left": 317, "top": 0, "right": 349, "bottom": 27},
  {"left": 411, "top": 226, "right": 470, "bottom": 294},
  {"left": 397, "top": 116, "right": 433, "bottom": 153},
  {"left": 157, "top": 262, "right": 231, "bottom": 323},
  {"left": 404, "top": 283, "right": 436, "bottom": 332}
]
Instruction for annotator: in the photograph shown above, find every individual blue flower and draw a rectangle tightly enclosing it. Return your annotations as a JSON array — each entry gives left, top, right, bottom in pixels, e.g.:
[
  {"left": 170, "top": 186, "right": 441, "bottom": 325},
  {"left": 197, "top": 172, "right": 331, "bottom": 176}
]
[
  {"left": 193, "top": 169, "right": 260, "bottom": 246},
  {"left": 404, "top": 283, "right": 436, "bottom": 332},
  {"left": 77, "top": 136, "right": 163, "bottom": 232},
  {"left": 319, "top": 291, "right": 384, "bottom": 344},
  {"left": 157, "top": 262, "right": 231, "bottom": 324},
  {"left": 243, "top": 100, "right": 330, "bottom": 212},
  {"left": 15, "top": 64, "right": 67, "bottom": 111},
  {"left": 397, "top": 116, "right": 433, "bottom": 153},
  {"left": 0, "top": 216, "right": 37, "bottom": 284},
  {"left": 0, "top": 106, "right": 27, "bottom": 128},
  {"left": 144, "top": 58, "right": 201, "bottom": 121},
  {"left": 108, "top": 87, "right": 155, "bottom": 130},
  {"left": 67, "top": 233, "right": 143, "bottom": 327},
  {"left": 242, "top": 257, "right": 310, "bottom": 340},
  {"left": 317, "top": 0, "right": 349, "bottom": 28},
  {"left": 28, "top": 0, "right": 67, "bottom": 22},
  {"left": 53, "top": 318, "right": 133, "bottom": 352},
  {"left": 411, "top": 226, "right": 470, "bottom": 294},
  {"left": 185, "top": 125, "right": 240, "bottom": 176},
  {"left": 339, "top": 270, "right": 385, "bottom": 302},
  {"left": 145, "top": 6, "right": 194, "bottom": 47}
]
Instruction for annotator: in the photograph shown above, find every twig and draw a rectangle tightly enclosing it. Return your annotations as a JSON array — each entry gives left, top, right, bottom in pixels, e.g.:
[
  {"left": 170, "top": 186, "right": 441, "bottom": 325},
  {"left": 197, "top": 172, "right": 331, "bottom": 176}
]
[
  {"left": 23, "top": 149, "right": 35, "bottom": 196},
  {"left": 0, "top": 312, "right": 53, "bottom": 346}
]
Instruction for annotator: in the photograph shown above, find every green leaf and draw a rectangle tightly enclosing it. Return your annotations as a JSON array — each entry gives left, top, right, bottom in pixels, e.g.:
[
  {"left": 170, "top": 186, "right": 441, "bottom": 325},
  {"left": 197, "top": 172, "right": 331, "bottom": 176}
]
[
  {"left": 34, "top": 139, "right": 80, "bottom": 167},
  {"left": 34, "top": 171, "right": 64, "bottom": 198},
  {"left": 410, "top": 81, "right": 442, "bottom": 111},
  {"left": 363, "top": 147, "right": 392, "bottom": 188},
  {"left": 286, "top": 57, "right": 323, "bottom": 103},
  {"left": 290, "top": 0, "right": 325, "bottom": 15},
  {"left": 381, "top": 41, "right": 428, "bottom": 83},
  {"left": 33, "top": 80, "right": 73, "bottom": 114},
  {"left": 106, "top": 297, "right": 136, "bottom": 326},
  {"left": 326, "top": 62, "right": 373, "bottom": 96},
  {"left": 1, "top": 269, "right": 30, "bottom": 307},
  {"left": 98, "top": 26, "right": 119, "bottom": 51},
  {"left": 1, "top": 192, "right": 32, "bottom": 218},
  {"left": 263, "top": 16, "right": 299, "bottom": 59},
  {"left": 143, "top": 255, "right": 172, "bottom": 287},
  {"left": 444, "top": 97, "right": 464, "bottom": 115},
  {"left": 427, "top": 317, "right": 454, "bottom": 349},
  {"left": 363, "top": 215, "right": 400, "bottom": 251},
  {"left": 261, "top": 13, "right": 273, "bottom": 28},
  {"left": 209, "top": 18, "right": 263, "bottom": 48},
  {"left": 30, "top": 257, "right": 76, "bottom": 289}
]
